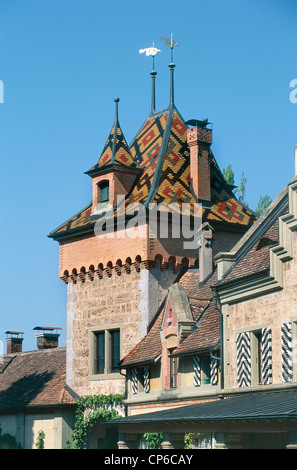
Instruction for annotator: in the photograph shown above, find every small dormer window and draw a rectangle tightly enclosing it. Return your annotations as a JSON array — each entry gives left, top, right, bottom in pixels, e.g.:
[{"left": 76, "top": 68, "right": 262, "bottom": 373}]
[{"left": 98, "top": 181, "right": 109, "bottom": 209}]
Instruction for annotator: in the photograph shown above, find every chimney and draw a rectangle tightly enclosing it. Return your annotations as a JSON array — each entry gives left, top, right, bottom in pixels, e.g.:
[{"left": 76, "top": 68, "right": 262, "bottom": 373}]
[
  {"left": 33, "top": 327, "right": 61, "bottom": 350},
  {"left": 199, "top": 223, "right": 214, "bottom": 286},
  {"left": 5, "top": 331, "right": 24, "bottom": 354},
  {"left": 187, "top": 121, "right": 212, "bottom": 207}
]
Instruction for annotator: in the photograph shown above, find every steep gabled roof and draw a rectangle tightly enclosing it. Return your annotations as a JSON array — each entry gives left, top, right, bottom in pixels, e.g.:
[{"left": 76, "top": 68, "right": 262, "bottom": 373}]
[
  {"left": 119, "top": 314, "right": 162, "bottom": 368},
  {"left": 214, "top": 178, "right": 297, "bottom": 289},
  {"left": 86, "top": 98, "right": 138, "bottom": 175},
  {"left": 120, "top": 268, "right": 220, "bottom": 368},
  {"left": 222, "top": 220, "right": 279, "bottom": 283},
  {"left": 49, "top": 102, "right": 256, "bottom": 240},
  {"left": 0, "top": 348, "right": 76, "bottom": 409}
]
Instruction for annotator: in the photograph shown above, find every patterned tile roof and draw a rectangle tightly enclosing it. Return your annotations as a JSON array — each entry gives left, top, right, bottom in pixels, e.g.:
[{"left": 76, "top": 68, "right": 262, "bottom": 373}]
[
  {"left": 87, "top": 124, "right": 137, "bottom": 174},
  {"left": 49, "top": 105, "right": 256, "bottom": 239},
  {"left": 0, "top": 348, "right": 76, "bottom": 409}
]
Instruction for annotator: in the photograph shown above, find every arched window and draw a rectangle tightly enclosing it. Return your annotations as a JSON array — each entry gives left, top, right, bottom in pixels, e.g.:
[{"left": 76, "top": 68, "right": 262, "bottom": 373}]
[{"left": 98, "top": 181, "right": 109, "bottom": 208}]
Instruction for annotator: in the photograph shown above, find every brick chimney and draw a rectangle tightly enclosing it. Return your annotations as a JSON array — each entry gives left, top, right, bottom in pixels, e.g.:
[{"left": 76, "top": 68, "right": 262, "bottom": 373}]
[
  {"left": 33, "top": 327, "right": 61, "bottom": 350},
  {"left": 5, "top": 331, "right": 24, "bottom": 354},
  {"left": 187, "top": 122, "right": 212, "bottom": 207}
]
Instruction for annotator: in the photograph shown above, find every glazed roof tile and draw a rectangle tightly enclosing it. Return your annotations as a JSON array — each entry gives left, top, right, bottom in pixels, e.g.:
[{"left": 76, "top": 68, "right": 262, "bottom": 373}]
[{"left": 49, "top": 107, "right": 256, "bottom": 239}]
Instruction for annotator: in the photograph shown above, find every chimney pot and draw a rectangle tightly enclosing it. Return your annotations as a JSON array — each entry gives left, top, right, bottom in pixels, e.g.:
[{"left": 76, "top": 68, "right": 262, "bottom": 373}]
[
  {"left": 33, "top": 327, "right": 61, "bottom": 350},
  {"left": 5, "top": 331, "right": 24, "bottom": 354},
  {"left": 187, "top": 126, "right": 212, "bottom": 205}
]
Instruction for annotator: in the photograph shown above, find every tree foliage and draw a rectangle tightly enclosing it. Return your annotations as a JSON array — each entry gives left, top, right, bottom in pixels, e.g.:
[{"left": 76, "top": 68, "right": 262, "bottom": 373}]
[
  {"left": 255, "top": 194, "right": 272, "bottom": 217},
  {"left": 222, "top": 164, "right": 271, "bottom": 216},
  {"left": 36, "top": 430, "right": 45, "bottom": 449},
  {"left": 0, "top": 425, "right": 22, "bottom": 449},
  {"left": 222, "top": 164, "right": 235, "bottom": 185},
  {"left": 68, "top": 394, "right": 124, "bottom": 449},
  {"left": 143, "top": 433, "right": 163, "bottom": 449}
]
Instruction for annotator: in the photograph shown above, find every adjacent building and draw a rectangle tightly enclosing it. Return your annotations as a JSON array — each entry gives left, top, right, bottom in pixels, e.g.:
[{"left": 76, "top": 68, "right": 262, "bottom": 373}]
[{"left": 112, "top": 176, "right": 297, "bottom": 449}]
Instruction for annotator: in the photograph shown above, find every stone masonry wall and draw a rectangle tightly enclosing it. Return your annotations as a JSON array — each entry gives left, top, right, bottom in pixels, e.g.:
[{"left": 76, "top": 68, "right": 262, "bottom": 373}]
[
  {"left": 66, "top": 265, "right": 176, "bottom": 397},
  {"left": 226, "top": 231, "right": 297, "bottom": 388}
]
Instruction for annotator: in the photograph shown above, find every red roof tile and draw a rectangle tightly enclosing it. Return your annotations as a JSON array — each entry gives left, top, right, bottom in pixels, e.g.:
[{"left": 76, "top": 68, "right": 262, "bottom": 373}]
[
  {"left": 0, "top": 348, "right": 76, "bottom": 408},
  {"left": 223, "top": 220, "right": 279, "bottom": 282},
  {"left": 172, "top": 302, "right": 220, "bottom": 356},
  {"left": 120, "top": 315, "right": 162, "bottom": 367}
]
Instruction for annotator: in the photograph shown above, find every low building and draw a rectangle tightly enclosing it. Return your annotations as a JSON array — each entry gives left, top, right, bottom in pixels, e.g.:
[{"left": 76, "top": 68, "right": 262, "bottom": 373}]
[{"left": 0, "top": 329, "right": 76, "bottom": 449}]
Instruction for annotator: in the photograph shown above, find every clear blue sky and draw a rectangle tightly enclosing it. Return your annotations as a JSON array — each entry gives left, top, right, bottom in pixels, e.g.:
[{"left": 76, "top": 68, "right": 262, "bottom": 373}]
[{"left": 0, "top": 0, "right": 297, "bottom": 352}]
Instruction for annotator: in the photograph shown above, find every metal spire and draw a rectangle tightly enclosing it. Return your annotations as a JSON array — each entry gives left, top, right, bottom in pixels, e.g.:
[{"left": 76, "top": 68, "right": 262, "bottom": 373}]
[
  {"left": 160, "top": 34, "right": 178, "bottom": 108},
  {"left": 111, "top": 97, "right": 120, "bottom": 162},
  {"left": 139, "top": 42, "right": 161, "bottom": 115}
]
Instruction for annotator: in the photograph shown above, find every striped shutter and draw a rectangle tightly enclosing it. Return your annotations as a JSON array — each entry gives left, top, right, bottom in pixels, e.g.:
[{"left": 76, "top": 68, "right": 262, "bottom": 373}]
[
  {"left": 210, "top": 357, "right": 218, "bottom": 385},
  {"left": 261, "top": 328, "right": 272, "bottom": 385},
  {"left": 236, "top": 332, "right": 251, "bottom": 387},
  {"left": 144, "top": 366, "right": 150, "bottom": 393},
  {"left": 193, "top": 355, "right": 201, "bottom": 387},
  {"left": 131, "top": 368, "right": 138, "bottom": 394},
  {"left": 281, "top": 322, "right": 293, "bottom": 382}
]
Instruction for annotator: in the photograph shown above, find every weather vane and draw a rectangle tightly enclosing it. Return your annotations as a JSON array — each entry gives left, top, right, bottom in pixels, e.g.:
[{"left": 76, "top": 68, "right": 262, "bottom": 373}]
[
  {"left": 160, "top": 33, "right": 178, "bottom": 62},
  {"left": 139, "top": 42, "right": 161, "bottom": 70}
]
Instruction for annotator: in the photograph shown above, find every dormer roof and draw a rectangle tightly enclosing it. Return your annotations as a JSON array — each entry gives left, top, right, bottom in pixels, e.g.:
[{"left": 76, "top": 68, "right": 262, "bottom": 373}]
[{"left": 86, "top": 98, "right": 139, "bottom": 177}]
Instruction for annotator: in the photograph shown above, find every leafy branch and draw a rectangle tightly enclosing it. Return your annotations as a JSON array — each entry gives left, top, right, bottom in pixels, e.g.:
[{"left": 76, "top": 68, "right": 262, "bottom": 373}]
[{"left": 68, "top": 394, "right": 124, "bottom": 449}]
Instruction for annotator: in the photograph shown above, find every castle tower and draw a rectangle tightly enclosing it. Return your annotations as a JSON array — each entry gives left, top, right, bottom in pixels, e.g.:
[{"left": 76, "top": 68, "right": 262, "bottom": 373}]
[{"left": 49, "top": 58, "right": 256, "bottom": 397}]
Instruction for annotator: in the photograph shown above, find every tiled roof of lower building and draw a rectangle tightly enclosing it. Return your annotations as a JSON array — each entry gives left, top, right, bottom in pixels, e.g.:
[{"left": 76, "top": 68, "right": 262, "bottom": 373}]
[
  {"left": 108, "top": 389, "right": 297, "bottom": 425},
  {"left": 0, "top": 348, "right": 76, "bottom": 409}
]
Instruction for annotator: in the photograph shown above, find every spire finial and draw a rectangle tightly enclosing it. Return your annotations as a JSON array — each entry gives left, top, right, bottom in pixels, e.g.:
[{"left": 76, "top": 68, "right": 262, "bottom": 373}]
[
  {"left": 139, "top": 42, "right": 161, "bottom": 115},
  {"left": 160, "top": 34, "right": 178, "bottom": 108},
  {"left": 114, "top": 97, "right": 119, "bottom": 124},
  {"left": 160, "top": 33, "right": 178, "bottom": 63}
]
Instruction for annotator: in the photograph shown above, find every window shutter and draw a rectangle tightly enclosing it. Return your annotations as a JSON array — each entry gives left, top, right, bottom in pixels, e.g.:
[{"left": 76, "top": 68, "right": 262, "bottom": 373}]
[
  {"left": 131, "top": 368, "right": 138, "bottom": 394},
  {"left": 236, "top": 332, "right": 251, "bottom": 387},
  {"left": 144, "top": 366, "right": 150, "bottom": 393},
  {"left": 210, "top": 356, "right": 218, "bottom": 385},
  {"left": 193, "top": 355, "right": 201, "bottom": 387},
  {"left": 281, "top": 322, "right": 293, "bottom": 382},
  {"left": 261, "top": 328, "right": 272, "bottom": 385}
]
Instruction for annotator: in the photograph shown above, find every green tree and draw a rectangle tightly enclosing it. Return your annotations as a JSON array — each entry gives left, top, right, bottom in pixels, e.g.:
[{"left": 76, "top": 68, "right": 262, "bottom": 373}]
[
  {"left": 255, "top": 194, "right": 272, "bottom": 217},
  {"left": 36, "top": 430, "right": 45, "bottom": 449},
  {"left": 222, "top": 164, "right": 235, "bottom": 185},
  {"left": 234, "top": 171, "right": 247, "bottom": 205},
  {"left": 222, "top": 164, "right": 272, "bottom": 216}
]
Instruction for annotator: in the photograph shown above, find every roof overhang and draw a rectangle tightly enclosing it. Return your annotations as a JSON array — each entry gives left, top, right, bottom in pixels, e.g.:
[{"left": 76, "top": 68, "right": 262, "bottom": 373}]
[{"left": 107, "top": 389, "right": 297, "bottom": 427}]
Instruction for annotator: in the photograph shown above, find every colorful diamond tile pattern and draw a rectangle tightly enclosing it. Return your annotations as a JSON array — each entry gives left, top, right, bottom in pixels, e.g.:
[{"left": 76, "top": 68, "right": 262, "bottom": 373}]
[
  {"left": 51, "top": 109, "right": 256, "bottom": 236},
  {"left": 89, "top": 124, "right": 136, "bottom": 172}
]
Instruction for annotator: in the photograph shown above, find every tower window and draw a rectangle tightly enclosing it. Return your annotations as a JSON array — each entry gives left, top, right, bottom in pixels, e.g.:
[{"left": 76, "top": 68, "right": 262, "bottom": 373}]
[
  {"left": 93, "top": 328, "right": 121, "bottom": 376},
  {"left": 95, "top": 332, "right": 105, "bottom": 374},
  {"left": 111, "top": 330, "right": 120, "bottom": 372},
  {"left": 98, "top": 181, "right": 109, "bottom": 208}
]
